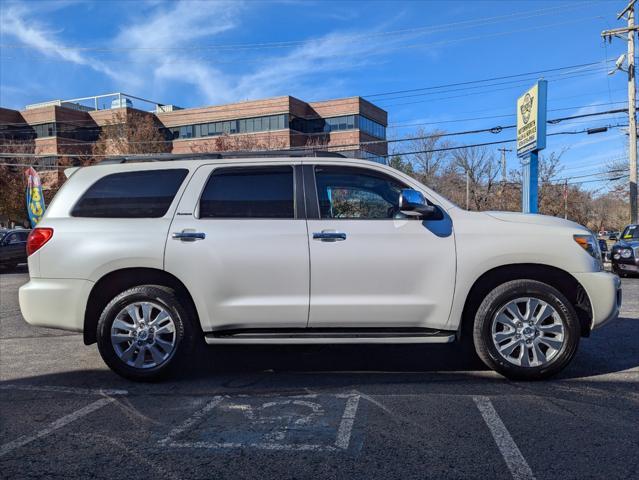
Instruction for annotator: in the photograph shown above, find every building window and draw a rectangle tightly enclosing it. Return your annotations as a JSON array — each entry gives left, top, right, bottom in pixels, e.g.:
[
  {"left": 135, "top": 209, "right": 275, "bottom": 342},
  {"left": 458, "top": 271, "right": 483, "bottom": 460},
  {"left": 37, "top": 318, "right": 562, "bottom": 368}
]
[
  {"left": 171, "top": 114, "right": 289, "bottom": 140},
  {"left": 357, "top": 116, "right": 386, "bottom": 139},
  {"left": 33, "top": 123, "right": 57, "bottom": 138},
  {"left": 288, "top": 115, "right": 385, "bottom": 139}
]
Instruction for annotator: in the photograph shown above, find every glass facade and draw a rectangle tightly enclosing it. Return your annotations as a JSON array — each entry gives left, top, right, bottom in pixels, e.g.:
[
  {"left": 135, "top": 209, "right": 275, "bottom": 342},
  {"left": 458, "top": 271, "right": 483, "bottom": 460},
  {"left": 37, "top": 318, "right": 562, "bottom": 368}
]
[
  {"left": 170, "top": 113, "right": 386, "bottom": 141},
  {"left": 290, "top": 114, "right": 386, "bottom": 139},
  {"left": 358, "top": 116, "right": 386, "bottom": 139},
  {"left": 29, "top": 122, "right": 99, "bottom": 141},
  {"left": 170, "top": 114, "right": 289, "bottom": 140}
]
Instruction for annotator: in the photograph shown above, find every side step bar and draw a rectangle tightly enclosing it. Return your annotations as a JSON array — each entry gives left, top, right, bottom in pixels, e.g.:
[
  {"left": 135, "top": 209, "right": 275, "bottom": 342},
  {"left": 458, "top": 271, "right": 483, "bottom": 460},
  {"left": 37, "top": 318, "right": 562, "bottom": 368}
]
[{"left": 204, "top": 328, "right": 456, "bottom": 345}]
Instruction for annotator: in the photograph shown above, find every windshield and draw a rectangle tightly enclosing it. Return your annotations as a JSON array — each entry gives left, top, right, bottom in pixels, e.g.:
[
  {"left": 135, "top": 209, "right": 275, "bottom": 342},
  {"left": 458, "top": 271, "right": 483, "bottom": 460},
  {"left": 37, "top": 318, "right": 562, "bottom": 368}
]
[{"left": 621, "top": 225, "right": 639, "bottom": 240}]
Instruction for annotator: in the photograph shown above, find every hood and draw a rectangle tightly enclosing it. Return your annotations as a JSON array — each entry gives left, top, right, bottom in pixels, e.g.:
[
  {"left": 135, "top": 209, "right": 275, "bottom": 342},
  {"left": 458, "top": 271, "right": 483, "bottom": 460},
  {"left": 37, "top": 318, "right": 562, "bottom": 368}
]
[
  {"left": 614, "top": 238, "right": 639, "bottom": 248},
  {"left": 484, "top": 211, "right": 587, "bottom": 231}
]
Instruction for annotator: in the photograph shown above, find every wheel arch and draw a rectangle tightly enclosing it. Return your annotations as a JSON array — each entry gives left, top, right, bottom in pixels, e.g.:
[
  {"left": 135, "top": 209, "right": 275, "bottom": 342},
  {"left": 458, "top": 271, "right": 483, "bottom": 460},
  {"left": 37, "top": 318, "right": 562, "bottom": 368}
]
[
  {"left": 83, "top": 267, "right": 200, "bottom": 345},
  {"left": 460, "top": 263, "right": 593, "bottom": 340}
]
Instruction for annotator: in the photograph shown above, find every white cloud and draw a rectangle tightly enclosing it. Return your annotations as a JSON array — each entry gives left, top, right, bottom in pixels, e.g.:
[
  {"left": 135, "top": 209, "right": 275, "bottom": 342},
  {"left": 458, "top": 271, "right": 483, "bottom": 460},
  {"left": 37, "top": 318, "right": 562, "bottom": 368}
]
[
  {"left": 1, "top": 0, "right": 410, "bottom": 106},
  {"left": 0, "top": 1, "right": 116, "bottom": 78}
]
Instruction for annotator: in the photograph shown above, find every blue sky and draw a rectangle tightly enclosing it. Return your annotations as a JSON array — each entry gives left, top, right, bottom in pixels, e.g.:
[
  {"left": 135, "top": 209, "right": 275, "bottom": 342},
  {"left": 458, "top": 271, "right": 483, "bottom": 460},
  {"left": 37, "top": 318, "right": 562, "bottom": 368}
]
[{"left": 0, "top": 0, "right": 634, "bottom": 189}]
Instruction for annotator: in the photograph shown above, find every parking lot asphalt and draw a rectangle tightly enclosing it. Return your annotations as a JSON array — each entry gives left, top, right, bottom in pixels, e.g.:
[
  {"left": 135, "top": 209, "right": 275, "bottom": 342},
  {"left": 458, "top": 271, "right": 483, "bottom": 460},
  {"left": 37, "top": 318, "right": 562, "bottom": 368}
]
[{"left": 1, "top": 267, "right": 638, "bottom": 480}]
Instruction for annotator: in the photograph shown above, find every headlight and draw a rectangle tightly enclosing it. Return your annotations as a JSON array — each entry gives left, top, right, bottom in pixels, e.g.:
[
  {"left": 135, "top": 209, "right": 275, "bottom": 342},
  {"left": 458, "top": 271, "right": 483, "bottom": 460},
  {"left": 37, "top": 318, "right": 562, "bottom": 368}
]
[
  {"left": 574, "top": 234, "right": 603, "bottom": 269},
  {"left": 621, "top": 248, "right": 632, "bottom": 259}
]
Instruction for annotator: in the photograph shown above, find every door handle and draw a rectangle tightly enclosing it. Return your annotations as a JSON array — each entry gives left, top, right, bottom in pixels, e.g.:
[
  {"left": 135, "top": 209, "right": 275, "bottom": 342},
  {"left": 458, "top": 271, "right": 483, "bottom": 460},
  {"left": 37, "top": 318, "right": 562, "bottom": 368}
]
[
  {"left": 172, "top": 231, "right": 206, "bottom": 241},
  {"left": 313, "top": 231, "right": 347, "bottom": 242}
]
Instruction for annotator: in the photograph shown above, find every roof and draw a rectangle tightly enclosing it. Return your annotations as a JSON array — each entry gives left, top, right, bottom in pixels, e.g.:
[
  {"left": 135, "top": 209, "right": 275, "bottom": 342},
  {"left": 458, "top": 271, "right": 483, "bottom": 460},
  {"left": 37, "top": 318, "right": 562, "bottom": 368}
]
[{"left": 98, "top": 150, "right": 346, "bottom": 165}]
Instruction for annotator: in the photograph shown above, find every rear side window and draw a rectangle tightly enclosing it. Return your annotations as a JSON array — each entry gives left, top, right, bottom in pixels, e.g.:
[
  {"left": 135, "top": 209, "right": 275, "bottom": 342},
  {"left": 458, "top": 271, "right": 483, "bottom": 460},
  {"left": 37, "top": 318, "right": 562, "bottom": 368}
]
[
  {"left": 72, "top": 169, "right": 188, "bottom": 218},
  {"left": 200, "top": 166, "right": 294, "bottom": 218}
]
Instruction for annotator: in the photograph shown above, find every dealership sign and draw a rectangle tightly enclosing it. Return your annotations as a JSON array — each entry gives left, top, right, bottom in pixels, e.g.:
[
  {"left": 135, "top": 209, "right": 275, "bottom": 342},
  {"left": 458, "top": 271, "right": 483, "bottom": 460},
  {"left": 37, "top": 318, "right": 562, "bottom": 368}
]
[{"left": 516, "top": 80, "right": 547, "bottom": 157}]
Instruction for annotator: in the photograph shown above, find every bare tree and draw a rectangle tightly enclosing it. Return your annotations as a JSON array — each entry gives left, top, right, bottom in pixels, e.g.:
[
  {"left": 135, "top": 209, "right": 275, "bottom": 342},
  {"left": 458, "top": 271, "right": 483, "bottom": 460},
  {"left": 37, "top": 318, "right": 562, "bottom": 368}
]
[
  {"left": 0, "top": 138, "right": 35, "bottom": 226},
  {"left": 407, "top": 129, "right": 451, "bottom": 188},
  {"left": 92, "top": 111, "right": 170, "bottom": 156},
  {"left": 451, "top": 146, "right": 500, "bottom": 210},
  {"left": 189, "top": 132, "right": 288, "bottom": 154}
]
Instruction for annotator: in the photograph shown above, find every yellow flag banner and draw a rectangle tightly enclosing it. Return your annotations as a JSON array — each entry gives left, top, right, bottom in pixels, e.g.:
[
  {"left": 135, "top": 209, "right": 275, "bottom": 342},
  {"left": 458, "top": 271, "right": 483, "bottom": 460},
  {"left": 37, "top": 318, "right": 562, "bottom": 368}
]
[{"left": 25, "top": 167, "right": 45, "bottom": 227}]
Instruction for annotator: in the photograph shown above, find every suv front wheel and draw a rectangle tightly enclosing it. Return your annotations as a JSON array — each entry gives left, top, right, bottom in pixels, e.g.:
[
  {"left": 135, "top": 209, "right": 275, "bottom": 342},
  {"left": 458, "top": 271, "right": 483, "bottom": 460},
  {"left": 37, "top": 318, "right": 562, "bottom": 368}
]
[
  {"left": 473, "top": 279, "right": 580, "bottom": 380},
  {"left": 97, "top": 285, "right": 195, "bottom": 381}
]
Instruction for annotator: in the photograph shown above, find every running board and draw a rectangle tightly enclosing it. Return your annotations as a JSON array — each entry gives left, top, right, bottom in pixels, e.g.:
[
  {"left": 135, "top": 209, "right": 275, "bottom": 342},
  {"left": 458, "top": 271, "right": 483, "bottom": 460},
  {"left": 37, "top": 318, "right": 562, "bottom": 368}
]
[{"left": 204, "top": 328, "right": 456, "bottom": 345}]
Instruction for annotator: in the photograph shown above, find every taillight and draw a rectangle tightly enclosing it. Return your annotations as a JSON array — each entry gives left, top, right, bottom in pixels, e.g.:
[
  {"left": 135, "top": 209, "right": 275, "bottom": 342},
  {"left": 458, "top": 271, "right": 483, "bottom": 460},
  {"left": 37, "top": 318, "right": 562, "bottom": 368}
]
[{"left": 27, "top": 228, "right": 54, "bottom": 256}]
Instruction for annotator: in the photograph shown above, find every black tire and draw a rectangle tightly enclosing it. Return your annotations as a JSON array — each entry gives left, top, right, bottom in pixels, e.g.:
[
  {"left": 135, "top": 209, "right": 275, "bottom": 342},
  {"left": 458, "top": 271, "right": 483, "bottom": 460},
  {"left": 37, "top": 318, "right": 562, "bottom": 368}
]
[
  {"left": 97, "top": 285, "right": 196, "bottom": 381},
  {"left": 473, "top": 279, "right": 580, "bottom": 381}
]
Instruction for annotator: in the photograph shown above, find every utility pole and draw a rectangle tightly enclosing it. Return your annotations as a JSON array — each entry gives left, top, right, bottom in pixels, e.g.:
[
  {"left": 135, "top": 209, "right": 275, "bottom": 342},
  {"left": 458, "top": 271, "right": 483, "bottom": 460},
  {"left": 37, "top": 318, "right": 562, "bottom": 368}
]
[
  {"left": 563, "top": 179, "right": 568, "bottom": 220},
  {"left": 603, "top": 0, "right": 639, "bottom": 224},
  {"left": 498, "top": 147, "right": 512, "bottom": 182},
  {"left": 466, "top": 170, "right": 470, "bottom": 210},
  {"left": 498, "top": 147, "right": 512, "bottom": 210}
]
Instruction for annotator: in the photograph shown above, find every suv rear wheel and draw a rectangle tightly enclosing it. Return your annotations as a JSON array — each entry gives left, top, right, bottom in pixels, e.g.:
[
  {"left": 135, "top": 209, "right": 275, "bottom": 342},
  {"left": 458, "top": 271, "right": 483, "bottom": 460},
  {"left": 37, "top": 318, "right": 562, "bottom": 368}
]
[
  {"left": 97, "top": 285, "right": 195, "bottom": 381},
  {"left": 473, "top": 279, "right": 580, "bottom": 380}
]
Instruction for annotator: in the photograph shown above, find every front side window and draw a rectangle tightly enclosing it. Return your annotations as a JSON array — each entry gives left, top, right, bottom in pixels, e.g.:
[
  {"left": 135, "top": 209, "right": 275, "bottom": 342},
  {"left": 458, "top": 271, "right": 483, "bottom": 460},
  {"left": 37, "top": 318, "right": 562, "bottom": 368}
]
[
  {"left": 314, "top": 166, "right": 408, "bottom": 219},
  {"left": 72, "top": 169, "right": 188, "bottom": 218},
  {"left": 200, "top": 166, "right": 294, "bottom": 219},
  {"left": 622, "top": 225, "right": 639, "bottom": 239}
]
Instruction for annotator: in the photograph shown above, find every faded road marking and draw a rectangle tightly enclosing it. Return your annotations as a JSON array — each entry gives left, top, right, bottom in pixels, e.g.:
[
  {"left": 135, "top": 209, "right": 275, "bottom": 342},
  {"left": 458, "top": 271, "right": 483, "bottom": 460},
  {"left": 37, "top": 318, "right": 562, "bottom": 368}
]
[
  {"left": 473, "top": 396, "right": 535, "bottom": 480},
  {"left": 157, "top": 396, "right": 224, "bottom": 447},
  {"left": 0, "top": 384, "right": 128, "bottom": 396},
  {"left": 159, "top": 394, "right": 360, "bottom": 452},
  {"left": 0, "top": 397, "right": 116, "bottom": 457}
]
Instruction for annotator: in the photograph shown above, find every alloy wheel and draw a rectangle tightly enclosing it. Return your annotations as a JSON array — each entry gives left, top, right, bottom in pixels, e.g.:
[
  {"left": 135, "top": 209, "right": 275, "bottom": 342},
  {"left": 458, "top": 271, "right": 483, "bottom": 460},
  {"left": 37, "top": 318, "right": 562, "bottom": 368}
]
[{"left": 491, "top": 297, "right": 566, "bottom": 368}]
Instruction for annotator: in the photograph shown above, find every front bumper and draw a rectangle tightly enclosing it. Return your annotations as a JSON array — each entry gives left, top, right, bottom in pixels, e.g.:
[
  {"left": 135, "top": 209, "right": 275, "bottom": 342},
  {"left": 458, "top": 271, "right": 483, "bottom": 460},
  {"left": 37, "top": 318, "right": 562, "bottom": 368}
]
[
  {"left": 19, "top": 278, "right": 94, "bottom": 332},
  {"left": 572, "top": 271, "right": 621, "bottom": 331},
  {"left": 611, "top": 256, "right": 639, "bottom": 273}
]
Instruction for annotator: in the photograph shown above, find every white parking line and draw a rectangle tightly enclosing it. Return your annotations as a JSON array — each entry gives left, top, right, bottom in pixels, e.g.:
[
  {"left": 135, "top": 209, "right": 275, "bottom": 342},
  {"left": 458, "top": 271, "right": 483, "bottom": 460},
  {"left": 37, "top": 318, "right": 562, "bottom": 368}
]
[
  {"left": 334, "top": 394, "right": 360, "bottom": 450},
  {"left": 0, "top": 397, "right": 116, "bottom": 457},
  {"left": 473, "top": 396, "right": 535, "bottom": 480},
  {"left": 0, "top": 384, "right": 128, "bottom": 396}
]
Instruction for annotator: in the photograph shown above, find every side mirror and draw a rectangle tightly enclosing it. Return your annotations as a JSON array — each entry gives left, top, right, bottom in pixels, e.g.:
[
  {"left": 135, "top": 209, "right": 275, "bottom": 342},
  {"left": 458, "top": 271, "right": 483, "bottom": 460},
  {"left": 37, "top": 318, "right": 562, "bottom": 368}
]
[{"left": 399, "top": 189, "right": 442, "bottom": 219}]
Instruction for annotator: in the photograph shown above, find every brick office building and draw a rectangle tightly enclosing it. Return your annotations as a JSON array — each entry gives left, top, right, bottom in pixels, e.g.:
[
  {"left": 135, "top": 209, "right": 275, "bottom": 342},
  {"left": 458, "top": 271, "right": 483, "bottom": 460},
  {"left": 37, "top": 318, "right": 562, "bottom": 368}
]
[{"left": 0, "top": 93, "right": 388, "bottom": 184}]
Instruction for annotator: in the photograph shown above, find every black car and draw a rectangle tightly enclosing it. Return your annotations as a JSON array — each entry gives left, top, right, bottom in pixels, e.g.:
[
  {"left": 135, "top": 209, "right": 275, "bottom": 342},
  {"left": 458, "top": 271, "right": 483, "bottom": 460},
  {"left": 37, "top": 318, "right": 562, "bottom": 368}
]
[
  {"left": 0, "top": 229, "right": 30, "bottom": 269},
  {"left": 611, "top": 224, "right": 639, "bottom": 277}
]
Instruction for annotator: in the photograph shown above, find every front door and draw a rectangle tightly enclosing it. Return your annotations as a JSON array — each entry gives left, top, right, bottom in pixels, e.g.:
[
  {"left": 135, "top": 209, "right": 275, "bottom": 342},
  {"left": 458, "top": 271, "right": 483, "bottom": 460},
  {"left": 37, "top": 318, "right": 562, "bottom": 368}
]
[
  {"left": 165, "top": 163, "right": 310, "bottom": 332},
  {"left": 305, "top": 164, "right": 456, "bottom": 331}
]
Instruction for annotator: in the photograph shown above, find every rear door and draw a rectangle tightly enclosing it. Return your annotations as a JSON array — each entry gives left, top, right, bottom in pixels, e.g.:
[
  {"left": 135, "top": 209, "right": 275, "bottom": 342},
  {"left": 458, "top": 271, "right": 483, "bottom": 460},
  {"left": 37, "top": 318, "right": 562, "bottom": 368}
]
[
  {"left": 305, "top": 163, "right": 456, "bottom": 331},
  {"left": 165, "top": 162, "right": 310, "bottom": 332}
]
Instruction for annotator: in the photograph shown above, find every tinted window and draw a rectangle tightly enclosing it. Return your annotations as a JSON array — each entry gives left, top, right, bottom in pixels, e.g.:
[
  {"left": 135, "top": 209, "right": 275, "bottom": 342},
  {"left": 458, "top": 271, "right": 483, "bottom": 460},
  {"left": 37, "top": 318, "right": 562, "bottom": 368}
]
[
  {"left": 315, "top": 167, "right": 407, "bottom": 220},
  {"left": 200, "top": 167, "right": 294, "bottom": 219},
  {"left": 5, "top": 234, "right": 19, "bottom": 244},
  {"left": 72, "top": 169, "right": 188, "bottom": 218}
]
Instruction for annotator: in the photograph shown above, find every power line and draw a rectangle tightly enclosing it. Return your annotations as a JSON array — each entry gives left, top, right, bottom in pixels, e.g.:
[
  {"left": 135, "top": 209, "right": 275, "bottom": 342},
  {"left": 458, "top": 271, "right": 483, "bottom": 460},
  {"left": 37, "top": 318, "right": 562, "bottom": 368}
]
[
  {"left": 0, "top": 109, "right": 629, "bottom": 154},
  {"left": 0, "top": 2, "right": 595, "bottom": 54},
  {"left": 365, "top": 60, "right": 610, "bottom": 99}
]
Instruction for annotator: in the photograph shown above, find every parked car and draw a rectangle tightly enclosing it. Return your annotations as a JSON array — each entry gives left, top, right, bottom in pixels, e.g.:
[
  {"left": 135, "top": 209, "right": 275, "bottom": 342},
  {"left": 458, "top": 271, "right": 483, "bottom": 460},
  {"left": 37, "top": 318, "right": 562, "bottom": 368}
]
[
  {"left": 19, "top": 154, "right": 621, "bottom": 381},
  {"left": 0, "top": 228, "right": 30, "bottom": 269},
  {"left": 598, "top": 238, "right": 609, "bottom": 262},
  {"left": 609, "top": 232, "right": 620, "bottom": 241},
  {"left": 611, "top": 224, "right": 639, "bottom": 277}
]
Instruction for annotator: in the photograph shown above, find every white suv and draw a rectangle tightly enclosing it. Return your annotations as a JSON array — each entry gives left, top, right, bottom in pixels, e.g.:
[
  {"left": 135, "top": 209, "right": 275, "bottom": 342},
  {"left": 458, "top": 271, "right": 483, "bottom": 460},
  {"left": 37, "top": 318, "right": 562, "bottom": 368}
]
[{"left": 19, "top": 155, "right": 621, "bottom": 381}]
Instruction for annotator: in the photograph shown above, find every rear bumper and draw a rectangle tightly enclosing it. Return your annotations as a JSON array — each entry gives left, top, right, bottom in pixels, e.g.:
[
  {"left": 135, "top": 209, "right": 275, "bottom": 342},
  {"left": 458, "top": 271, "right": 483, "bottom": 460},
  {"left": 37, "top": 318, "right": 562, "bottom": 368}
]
[
  {"left": 19, "top": 278, "right": 93, "bottom": 332},
  {"left": 572, "top": 271, "right": 621, "bottom": 331}
]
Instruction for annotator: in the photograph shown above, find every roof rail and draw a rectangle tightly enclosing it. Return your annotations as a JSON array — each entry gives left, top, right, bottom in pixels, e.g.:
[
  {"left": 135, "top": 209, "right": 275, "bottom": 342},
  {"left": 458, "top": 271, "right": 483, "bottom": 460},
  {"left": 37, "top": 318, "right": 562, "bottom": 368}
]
[{"left": 99, "top": 150, "right": 346, "bottom": 164}]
